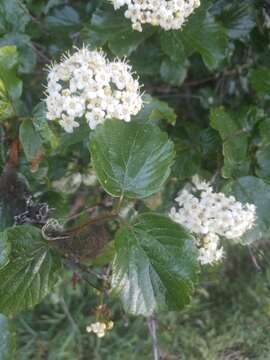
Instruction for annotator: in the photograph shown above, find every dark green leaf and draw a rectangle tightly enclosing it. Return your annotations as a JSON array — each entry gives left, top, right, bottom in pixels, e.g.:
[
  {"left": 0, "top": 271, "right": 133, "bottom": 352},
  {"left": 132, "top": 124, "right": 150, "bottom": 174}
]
[
  {"left": 33, "top": 103, "right": 59, "bottom": 149},
  {"left": 83, "top": 5, "right": 155, "bottom": 57},
  {"left": 0, "top": 81, "right": 14, "bottom": 121},
  {"left": 0, "top": 314, "right": 16, "bottom": 360},
  {"left": 0, "top": 225, "right": 62, "bottom": 315},
  {"left": 249, "top": 68, "right": 270, "bottom": 96},
  {"left": 181, "top": 11, "right": 228, "bottom": 70},
  {"left": 160, "top": 58, "right": 188, "bottom": 87},
  {"left": 90, "top": 120, "right": 175, "bottom": 199},
  {"left": 109, "top": 27, "right": 155, "bottom": 57},
  {"left": 131, "top": 41, "right": 163, "bottom": 76},
  {"left": 0, "top": 45, "right": 22, "bottom": 120},
  {"left": 0, "top": 126, "right": 6, "bottom": 171},
  {"left": 0, "top": 0, "right": 30, "bottom": 34},
  {"left": 210, "top": 107, "right": 249, "bottom": 178},
  {"left": 160, "top": 31, "right": 186, "bottom": 63},
  {"left": 256, "top": 145, "right": 270, "bottom": 180},
  {"left": 19, "top": 119, "right": 44, "bottom": 161},
  {"left": 59, "top": 121, "right": 90, "bottom": 151},
  {"left": 0, "top": 34, "right": 37, "bottom": 74},
  {"left": 136, "top": 94, "right": 177, "bottom": 125},
  {"left": 219, "top": 0, "right": 256, "bottom": 39},
  {"left": 46, "top": 6, "right": 80, "bottom": 30},
  {"left": 200, "top": 127, "right": 221, "bottom": 156},
  {"left": 112, "top": 213, "right": 198, "bottom": 316},
  {"left": 0, "top": 232, "right": 10, "bottom": 270},
  {"left": 223, "top": 176, "right": 270, "bottom": 244},
  {"left": 259, "top": 119, "right": 270, "bottom": 145},
  {"left": 90, "top": 241, "right": 115, "bottom": 268},
  {"left": 173, "top": 144, "right": 202, "bottom": 180}
]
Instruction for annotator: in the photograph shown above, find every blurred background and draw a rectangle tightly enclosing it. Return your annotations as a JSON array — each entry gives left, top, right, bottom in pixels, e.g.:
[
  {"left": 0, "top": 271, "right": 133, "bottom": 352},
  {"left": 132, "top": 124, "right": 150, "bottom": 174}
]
[{"left": 16, "top": 244, "right": 270, "bottom": 360}]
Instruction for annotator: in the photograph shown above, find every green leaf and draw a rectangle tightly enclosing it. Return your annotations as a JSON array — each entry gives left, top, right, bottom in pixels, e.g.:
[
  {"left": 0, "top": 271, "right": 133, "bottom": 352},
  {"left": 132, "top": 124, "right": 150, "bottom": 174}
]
[
  {"left": 210, "top": 107, "right": 250, "bottom": 178},
  {"left": 0, "top": 314, "right": 16, "bottom": 360},
  {"left": 160, "top": 58, "right": 188, "bottom": 87},
  {"left": 90, "top": 120, "right": 175, "bottom": 199},
  {"left": 109, "top": 28, "right": 155, "bottom": 58},
  {"left": 46, "top": 6, "right": 80, "bottom": 30},
  {"left": 0, "top": 81, "right": 14, "bottom": 121},
  {"left": 90, "top": 241, "right": 115, "bottom": 268},
  {"left": 180, "top": 11, "right": 228, "bottom": 70},
  {"left": 0, "top": 34, "right": 37, "bottom": 74},
  {"left": 136, "top": 94, "right": 177, "bottom": 125},
  {"left": 0, "top": 0, "right": 30, "bottom": 34},
  {"left": 223, "top": 176, "right": 270, "bottom": 244},
  {"left": 160, "top": 31, "right": 186, "bottom": 63},
  {"left": 0, "top": 232, "right": 10, "bottom": 270},
  {"left": 259, "top": 119, "right": 270, "bottom": 145},
  {"left": 200, "top": 127, "right": 221, "bottom": 156},
  {"left": 59, "top": 121, "right": 90, "bottom": 151},
  {"left": 83, "top": 5, "right": 154, "bottom": 57},
  {"left": 0, "top": 45, "right": 22, "bottom": 120},
  {"left": 0, "top": 126, "right": 6, "bottom": 171},
  {"left": 112, "top": 213, "right": 198, "bottom": 316},
  {"left": 219, "top": 0, "right": 256, "bottom": 39},
  {"left": 131, "top": 41, "right": 163, "bottom": 76},
  {"left": 0, "top": 225, "right": 62, "bottom": 316},
  {"left": 173, "top": 142, "right": 202, "bottom": 180},
  {"left": 249, "top": 68, "right": 270, "bottom": 97},
  {"left": 256, "top": 145, "right": 270, "bottom": 180},
  {"left": 19, "top": 119, "right": 44, "bottom": 161},
  {"left": 33, "top": 103, "right": 59, "bottom": 149}
]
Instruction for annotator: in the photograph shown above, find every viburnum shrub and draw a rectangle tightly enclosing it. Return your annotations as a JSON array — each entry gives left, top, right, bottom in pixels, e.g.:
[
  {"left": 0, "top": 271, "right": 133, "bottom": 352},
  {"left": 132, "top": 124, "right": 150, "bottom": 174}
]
[{"left": 0, "top": 0, "right": 270, "bottom": 357}]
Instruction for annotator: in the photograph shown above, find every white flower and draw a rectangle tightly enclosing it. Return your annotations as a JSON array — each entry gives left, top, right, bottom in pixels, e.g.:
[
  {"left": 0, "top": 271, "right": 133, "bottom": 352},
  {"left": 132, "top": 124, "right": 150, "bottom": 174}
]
[
  {"left": 82, "top": 169, "right": 97, "bottom": 186},
  {"left": 86, "top": 322, "right": 106, "bottom": 338},
  {"left": 59, "top": 114, "right": 80, "bottom": 133},
  {"left": 45, "top": 47, "right": 142, "bottom": 132},
  {"left": 111, "top": 0, "right": 200, "bottom": 31},
  {"left": 198, "top": 233, "right": 224, "bottom": 265},
  {"left": 170, "top": 176, "right": 256, "bottom": 265},
  {"left": 86, "top": 321, "right": 114, "bottom": 338}
]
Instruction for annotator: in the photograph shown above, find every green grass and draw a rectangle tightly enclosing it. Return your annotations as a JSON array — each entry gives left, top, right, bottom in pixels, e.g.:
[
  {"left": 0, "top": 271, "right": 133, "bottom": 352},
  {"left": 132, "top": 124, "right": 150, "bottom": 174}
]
[{"left": 16, "top": 244, "right": 270, "bottom": 360}]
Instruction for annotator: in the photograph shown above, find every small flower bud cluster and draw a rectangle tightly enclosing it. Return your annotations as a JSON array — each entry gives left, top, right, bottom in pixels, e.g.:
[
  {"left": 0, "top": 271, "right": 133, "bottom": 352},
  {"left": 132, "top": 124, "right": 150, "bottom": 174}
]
[
  {"left": 86, "top": 321, "right": 114, "bottom": 338},
  {"left": 170, "top": 176, "right": 256, "bottom": 265},
  {"left": 111, "top": 0, "right": 201, "bottom": 32},
  {"left": 45, "top": 47, "right": 142, "bottom": 132}
]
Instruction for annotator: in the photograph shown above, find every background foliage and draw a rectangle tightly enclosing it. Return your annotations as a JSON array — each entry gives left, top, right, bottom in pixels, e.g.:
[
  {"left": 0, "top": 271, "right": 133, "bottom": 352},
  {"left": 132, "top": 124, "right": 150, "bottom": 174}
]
[{"left": 0, "top": 0, "right": 270, "bottom": 359}]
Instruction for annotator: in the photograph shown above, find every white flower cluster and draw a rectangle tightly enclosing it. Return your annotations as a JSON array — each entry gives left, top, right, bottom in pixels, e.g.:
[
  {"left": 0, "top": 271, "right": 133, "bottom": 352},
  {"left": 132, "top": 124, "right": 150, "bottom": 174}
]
[
  {"left": 86, "top": 321, "right": 114, "bottom": 338},
  {"left": 111, "top": 0, "right": 201, "bottom": 31},
  {"left": 170, "top": 176, "right": 256, "bottom": 265},
  {"left": 45, "top": 48, "right": 143, "bottom": 132}
]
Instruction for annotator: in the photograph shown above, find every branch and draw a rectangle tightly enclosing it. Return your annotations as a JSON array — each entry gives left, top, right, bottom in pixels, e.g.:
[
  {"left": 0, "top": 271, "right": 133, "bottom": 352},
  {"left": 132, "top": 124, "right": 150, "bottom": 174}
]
[
  {"left": 147, "top": 316, "right": 160, "bottom": 360},
  {"left": 248, "top": 247, "right": 261, "bottom": 271},
  {"left": 64, "top": 212, "right": 119, "bottom": 235},
  {"left": 8, "top": 138, "right": 20, "bottom": 168}
]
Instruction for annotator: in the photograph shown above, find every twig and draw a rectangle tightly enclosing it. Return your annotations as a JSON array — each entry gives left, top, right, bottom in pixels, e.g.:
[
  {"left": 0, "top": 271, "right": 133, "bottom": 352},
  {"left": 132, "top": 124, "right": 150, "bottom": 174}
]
[
  {"left": 75, "top": 261, "right": 108, "bottom": 281},
  {"left": 18, "top": 1, "right": 50, "bottom": 35},
  {"left": 64, "top": 212, "right": 118, "bottom": 234},
  {"left": 31, "top": 42, "right": 51, "bottom": 63},
  {"left": 65, "top": 196, "right": 124, "bottom": 235},
  {"left": 248, "top": 247, "right": 261, "bottom": 271},
  {"left": 115, "top": 194, "right": 124, "bottom": 213},
  {"left": 147, "top": 316, "right": 160, "bottom": 360},
  {"left": 81, "top": 275, "right": 103, "bottom": 292},
  {"left": 60, "top": 296, "right": 80, "bottom": 334},
  {"left": 8, "top": 138, "right": 20, "bottom": 168}
]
